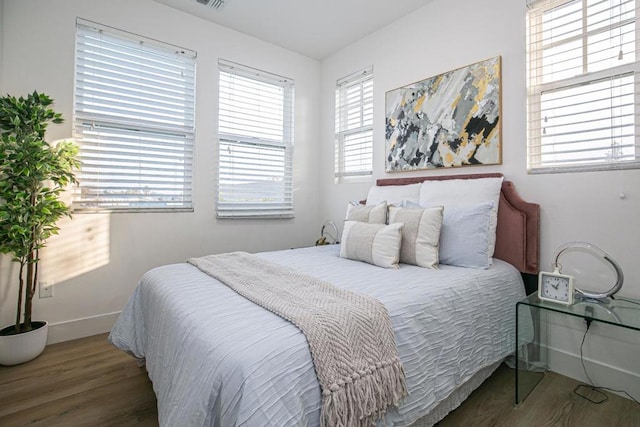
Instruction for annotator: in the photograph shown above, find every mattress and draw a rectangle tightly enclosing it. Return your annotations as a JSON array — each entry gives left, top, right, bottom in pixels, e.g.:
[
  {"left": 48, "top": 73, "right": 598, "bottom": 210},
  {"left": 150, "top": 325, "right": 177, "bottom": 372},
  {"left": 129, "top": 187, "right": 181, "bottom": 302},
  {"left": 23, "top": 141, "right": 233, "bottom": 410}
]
[{"left": 109, "top": 245, "right": 526, "bottom": 426}]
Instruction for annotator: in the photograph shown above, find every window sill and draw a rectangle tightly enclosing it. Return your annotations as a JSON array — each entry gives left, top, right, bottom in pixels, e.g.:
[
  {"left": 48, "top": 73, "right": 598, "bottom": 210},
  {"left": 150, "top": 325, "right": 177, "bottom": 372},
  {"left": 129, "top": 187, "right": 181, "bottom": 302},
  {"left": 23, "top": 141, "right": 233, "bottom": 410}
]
[
  {"left": 216, "top": 213, "right": 295, "bottom": 219},
  {"left": 528, "top": 161, "right": 640, "bottom": 175}
]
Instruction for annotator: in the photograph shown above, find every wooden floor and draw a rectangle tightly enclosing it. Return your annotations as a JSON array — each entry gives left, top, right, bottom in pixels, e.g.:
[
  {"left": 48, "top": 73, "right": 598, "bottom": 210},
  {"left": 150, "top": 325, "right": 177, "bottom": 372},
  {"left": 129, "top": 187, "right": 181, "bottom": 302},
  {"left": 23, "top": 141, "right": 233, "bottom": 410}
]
[
  {"left": 437, "top": 363, "right": 640, "bottom": 427},
  {"left": 0, "top": 334, "right": 638, "bottom": 426},
  {"left": 0, "top": 334, "right": 157, "bottom": 426}
]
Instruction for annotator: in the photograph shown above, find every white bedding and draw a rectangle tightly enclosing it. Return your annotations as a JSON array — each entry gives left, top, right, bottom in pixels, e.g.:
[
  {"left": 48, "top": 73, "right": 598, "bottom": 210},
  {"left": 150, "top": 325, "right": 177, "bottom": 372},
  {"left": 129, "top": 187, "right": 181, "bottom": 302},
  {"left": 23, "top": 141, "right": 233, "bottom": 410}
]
[{"left": 109, "top": 245, "right": 526, "bottom": 426}]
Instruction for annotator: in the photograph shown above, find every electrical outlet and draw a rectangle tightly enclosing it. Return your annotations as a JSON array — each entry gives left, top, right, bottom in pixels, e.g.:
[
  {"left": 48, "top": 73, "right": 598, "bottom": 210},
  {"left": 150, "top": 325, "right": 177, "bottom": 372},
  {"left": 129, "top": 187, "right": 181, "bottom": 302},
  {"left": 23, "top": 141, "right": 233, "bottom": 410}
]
[{"left": 39, "top": 281, "right": 54, "bottom": 298}]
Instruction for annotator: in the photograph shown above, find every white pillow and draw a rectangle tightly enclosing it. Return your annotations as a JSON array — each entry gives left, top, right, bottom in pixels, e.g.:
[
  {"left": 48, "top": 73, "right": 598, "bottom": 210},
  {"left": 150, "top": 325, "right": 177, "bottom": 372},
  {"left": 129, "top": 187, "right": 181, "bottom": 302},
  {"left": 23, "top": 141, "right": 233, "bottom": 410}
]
[
  {"left": 388, "top": 206, "right": 443, "bottom": 269},
  {"left": 365, "top": 183, "right": 421, "bottom": 206},
  {"left": 418, "top": 177, "right": 503, "bottom": 261},
  {"left": 345, "top": 201, "right": 387, "bottom": 224},
  {"left": 404, "top": 200, "right": 494, "bottom": 268},
  {"left": 340, "top": 221, "right": 403, "bottom": 268},
  {"left": 439, "top": 203, "right": 494, "bottom": 268}
]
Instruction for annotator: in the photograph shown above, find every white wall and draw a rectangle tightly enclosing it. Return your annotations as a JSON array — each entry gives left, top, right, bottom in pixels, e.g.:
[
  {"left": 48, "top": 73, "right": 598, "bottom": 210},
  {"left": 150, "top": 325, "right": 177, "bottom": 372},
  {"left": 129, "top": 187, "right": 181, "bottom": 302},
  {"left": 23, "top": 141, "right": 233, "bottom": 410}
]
[
  {"left": 319, "top": 0, "right": 640, "bottom": 397},
  {"left": 0, "top": 0, "right": 321, "bottom": 342}
]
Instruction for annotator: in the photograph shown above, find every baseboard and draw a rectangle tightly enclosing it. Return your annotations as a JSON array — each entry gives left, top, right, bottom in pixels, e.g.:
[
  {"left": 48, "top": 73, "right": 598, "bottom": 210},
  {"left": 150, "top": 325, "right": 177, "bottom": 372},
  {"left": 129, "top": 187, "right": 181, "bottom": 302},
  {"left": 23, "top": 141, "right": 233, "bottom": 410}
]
[
  {"left": 47, "top": 311, "right": 121, "bottom": 344},
  {"left": 548, "top": 346, "right": 640, "bottom": 401}
]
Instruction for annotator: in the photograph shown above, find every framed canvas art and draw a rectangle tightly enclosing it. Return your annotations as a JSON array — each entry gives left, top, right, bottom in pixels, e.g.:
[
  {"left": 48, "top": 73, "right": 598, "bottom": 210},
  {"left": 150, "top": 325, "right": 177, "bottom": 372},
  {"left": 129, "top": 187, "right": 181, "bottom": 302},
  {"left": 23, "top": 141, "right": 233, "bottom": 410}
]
[{"left": 385, "top": 56, "right": 502, "bottom": 172}]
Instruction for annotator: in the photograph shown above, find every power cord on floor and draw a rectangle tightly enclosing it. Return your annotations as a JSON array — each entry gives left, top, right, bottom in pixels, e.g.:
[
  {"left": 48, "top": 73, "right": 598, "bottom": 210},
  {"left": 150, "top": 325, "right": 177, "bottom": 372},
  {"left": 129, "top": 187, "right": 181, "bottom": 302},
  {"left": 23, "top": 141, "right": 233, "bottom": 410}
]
[{"left": 573, "top": 317, "right": 640, "bottom": 406}]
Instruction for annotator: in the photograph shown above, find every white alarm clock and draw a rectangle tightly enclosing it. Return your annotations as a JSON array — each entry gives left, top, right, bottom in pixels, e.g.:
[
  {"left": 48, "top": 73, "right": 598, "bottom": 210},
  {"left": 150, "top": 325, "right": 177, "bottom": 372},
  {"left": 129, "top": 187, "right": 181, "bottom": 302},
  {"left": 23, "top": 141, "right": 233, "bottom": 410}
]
[{"left": 538, "top": 268, "right": 574, "bottom": 305}]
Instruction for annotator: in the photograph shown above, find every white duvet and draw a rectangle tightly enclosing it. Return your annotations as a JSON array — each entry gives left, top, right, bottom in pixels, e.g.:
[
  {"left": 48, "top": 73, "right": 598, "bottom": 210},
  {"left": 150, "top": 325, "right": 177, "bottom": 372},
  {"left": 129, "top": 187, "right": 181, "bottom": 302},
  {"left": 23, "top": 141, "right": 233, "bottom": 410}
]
[{"left": 109, "top": 245, "right": 526, "bottom": 426}]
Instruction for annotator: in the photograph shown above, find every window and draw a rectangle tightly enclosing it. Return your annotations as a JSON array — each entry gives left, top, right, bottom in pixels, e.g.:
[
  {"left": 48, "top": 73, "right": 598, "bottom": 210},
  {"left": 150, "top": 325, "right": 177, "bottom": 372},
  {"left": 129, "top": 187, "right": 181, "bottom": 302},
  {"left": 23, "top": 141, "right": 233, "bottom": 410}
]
[
  {"left": 527, "top": 0, "right": 640, "bottom": 173},
  {"left": 335, "top": 67, "right": 373, "bottom": 181},
  {"left": 217, "top": 60, "right": 294, "bottom": 218},
  {"left": 74, "top": 19, "right": 196, "bottom": 211}
]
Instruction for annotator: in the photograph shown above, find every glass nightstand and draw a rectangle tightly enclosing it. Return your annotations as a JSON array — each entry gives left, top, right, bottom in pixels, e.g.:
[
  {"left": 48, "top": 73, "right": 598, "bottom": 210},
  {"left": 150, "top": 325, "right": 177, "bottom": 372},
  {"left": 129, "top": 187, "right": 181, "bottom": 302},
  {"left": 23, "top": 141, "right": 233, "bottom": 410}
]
[{"left": 515, "top": 293, "right": 640, "bottom": 405}]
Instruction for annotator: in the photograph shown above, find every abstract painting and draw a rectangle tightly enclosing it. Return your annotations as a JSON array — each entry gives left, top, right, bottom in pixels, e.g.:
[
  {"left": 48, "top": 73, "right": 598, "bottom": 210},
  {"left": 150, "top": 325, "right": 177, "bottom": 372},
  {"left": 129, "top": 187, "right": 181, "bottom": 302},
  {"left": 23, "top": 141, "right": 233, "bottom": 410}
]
[{"left": 385, "top": 56, "right": 501, "bottom": 172}]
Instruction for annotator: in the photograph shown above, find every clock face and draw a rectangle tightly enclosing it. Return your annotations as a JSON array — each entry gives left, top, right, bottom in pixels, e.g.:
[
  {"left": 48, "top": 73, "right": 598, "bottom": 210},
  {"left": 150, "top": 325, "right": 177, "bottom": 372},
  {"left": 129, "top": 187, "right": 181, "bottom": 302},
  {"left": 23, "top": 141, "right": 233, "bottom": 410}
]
[{"left": 539, "top": 271, "right": 574, "bottom": 305}]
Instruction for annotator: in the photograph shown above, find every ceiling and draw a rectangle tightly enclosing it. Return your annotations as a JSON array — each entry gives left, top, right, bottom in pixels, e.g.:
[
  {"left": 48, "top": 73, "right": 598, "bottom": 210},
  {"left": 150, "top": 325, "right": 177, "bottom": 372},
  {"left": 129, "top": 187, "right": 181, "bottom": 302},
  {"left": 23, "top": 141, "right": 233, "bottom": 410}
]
[{"left": 152, "top": 0, "right": 434, "bottom": 60}]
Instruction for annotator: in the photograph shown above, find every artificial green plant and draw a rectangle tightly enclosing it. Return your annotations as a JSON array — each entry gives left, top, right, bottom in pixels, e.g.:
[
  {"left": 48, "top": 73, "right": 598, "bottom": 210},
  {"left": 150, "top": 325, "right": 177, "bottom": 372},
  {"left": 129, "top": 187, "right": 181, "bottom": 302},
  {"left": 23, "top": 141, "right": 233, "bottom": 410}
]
[{"left": 0, "top": 92, "right": 79, "bottom": 334}]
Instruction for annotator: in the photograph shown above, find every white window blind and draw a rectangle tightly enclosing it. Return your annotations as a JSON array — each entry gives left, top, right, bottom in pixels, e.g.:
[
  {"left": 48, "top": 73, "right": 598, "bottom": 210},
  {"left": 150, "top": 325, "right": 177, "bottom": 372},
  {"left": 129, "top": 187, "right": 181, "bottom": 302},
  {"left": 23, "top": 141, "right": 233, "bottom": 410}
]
[
  {"left": 217, "top": 60, "right": 294, "bottom": 218},
  {"left": 74, "top": 19, "right": 196, "bottom": 211},
  {"left": 527, "top": 0, "right": 640, "bottom": 173},
  {"left": 335, "top": 67, "right": 373, "bottom": 181}
]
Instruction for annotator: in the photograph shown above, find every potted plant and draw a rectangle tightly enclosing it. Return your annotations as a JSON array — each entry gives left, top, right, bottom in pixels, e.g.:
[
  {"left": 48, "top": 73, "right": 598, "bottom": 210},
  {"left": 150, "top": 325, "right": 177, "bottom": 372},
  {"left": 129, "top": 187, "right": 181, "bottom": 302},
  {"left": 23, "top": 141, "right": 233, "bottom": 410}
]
[{"left": 0, "top": 91, "right": 79, "bottom": 365}]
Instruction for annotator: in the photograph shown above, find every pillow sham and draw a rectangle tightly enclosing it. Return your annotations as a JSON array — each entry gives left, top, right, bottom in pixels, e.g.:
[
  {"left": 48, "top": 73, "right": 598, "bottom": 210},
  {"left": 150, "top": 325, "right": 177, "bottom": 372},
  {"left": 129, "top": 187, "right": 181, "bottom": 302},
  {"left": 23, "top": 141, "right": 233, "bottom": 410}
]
[
  {"left": 438, "top": 202, "right": 494, "bottom": 269},
  {"left": 388, "top": 206, "right": 443, "bottom": 269},
  {"left": 345, "top": 201, "right": 387, "bottom": 224},
  {"left": 365, "top": 183, "right": 421, "bottom": 206},
  {"left": 340, "top": 221, "right": 403, "bottom": 268},
  {"left": 418, "top": 177, "right": 503, "bottom": 261}
]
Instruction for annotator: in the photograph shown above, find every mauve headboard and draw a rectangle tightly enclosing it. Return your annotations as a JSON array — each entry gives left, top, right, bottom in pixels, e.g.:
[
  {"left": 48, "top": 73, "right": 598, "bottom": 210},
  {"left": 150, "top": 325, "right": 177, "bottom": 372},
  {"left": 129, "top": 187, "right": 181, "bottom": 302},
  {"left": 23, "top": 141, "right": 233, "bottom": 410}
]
[{"left": 375, "top": 173, "right": 540, "bottom": 278}]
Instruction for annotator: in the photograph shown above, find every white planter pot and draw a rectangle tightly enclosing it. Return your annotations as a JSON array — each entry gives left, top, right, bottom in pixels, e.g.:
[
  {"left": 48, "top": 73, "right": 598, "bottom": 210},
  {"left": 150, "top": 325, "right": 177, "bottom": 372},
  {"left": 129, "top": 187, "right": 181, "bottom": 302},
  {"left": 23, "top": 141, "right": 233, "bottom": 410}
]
[{"left": 0, "top": 321, "right": 48, "bottom": 366}]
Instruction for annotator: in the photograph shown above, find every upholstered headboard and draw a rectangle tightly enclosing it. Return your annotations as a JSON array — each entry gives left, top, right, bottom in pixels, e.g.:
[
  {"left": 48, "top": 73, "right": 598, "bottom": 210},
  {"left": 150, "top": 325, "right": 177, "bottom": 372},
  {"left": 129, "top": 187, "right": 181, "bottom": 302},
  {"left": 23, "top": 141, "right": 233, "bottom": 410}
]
[{"left": 375, "top": 173, "right": 540, "bottom": 279}]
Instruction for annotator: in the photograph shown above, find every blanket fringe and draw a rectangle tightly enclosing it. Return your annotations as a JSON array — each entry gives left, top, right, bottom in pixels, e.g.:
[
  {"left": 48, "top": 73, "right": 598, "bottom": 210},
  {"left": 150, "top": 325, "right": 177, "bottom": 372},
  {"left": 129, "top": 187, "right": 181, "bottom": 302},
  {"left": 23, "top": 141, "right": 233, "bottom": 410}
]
[{"left": 320, "top": 359, "right": 407, "bottom": 427}]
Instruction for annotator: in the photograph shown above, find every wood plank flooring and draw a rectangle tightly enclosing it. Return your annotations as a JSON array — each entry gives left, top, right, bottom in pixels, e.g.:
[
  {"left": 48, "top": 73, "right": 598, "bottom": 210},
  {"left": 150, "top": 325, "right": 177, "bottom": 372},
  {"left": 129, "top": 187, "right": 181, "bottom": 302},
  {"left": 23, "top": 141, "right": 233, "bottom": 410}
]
[
  {"left": 437, "top": 362, "right": 640, "bottom": 427},
  {"left": 0, "top": 334, "right": 157, "bottom": 426},
  {"left": 0, "top": 333, "right": 638, "bottom": 426}
]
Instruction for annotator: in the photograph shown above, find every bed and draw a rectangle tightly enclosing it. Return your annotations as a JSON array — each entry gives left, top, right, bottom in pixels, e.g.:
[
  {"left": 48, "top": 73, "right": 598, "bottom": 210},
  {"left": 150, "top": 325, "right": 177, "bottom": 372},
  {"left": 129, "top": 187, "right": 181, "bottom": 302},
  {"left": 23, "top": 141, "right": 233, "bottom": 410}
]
[{"left": 109, "top": 173, "right": 540, "bottom": 427}]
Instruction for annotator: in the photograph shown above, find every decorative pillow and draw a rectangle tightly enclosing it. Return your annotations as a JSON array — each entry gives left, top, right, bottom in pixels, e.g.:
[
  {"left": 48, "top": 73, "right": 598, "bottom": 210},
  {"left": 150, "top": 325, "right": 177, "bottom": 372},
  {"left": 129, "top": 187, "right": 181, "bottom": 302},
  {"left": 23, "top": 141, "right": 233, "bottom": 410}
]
[
  {"left": 365, "top": 183, "right": 421, "bottom": 206},
  {"left": 438, "top": 203, "right": 494, "bottom": 269},
  {"left": 388, "top": 206, "right": 443, "bottom": 269},
  {"left": 396, "top": 200, "right": 422, "bottom": 208},
  {"left": 340, "top": 221, "right": 403, "bottom": 268},
  {"left": 345, "top": 201, "right": 387, "bottom": 224},
  {"left": 418, "top": 177, "right": 503, "bottom": 262}
]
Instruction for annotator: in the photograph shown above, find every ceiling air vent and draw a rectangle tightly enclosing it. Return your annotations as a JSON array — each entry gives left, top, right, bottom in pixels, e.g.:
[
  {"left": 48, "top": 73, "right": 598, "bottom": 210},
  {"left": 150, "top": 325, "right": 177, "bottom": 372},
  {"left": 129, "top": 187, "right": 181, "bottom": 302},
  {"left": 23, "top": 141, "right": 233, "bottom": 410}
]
[{"left": 196, "top": 0, "right": 225, "bottom": 9}]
